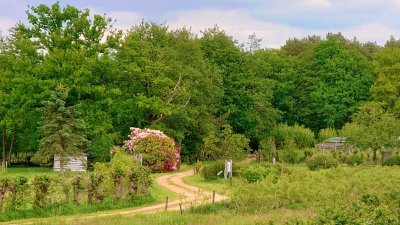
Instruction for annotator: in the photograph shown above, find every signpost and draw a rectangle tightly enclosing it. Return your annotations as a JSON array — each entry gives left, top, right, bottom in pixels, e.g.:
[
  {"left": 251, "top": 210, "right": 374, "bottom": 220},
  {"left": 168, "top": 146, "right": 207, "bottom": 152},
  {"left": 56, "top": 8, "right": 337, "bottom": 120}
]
[{"left": 224, "top": 158, "right": 233, "bottom": 186}]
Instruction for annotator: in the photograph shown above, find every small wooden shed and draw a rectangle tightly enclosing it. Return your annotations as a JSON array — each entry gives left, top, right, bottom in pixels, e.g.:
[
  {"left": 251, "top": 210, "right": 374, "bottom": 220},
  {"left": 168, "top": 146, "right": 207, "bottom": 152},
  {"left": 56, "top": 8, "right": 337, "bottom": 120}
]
[{"left": 53, "top": 155, "right": 87, "bottom": 172}]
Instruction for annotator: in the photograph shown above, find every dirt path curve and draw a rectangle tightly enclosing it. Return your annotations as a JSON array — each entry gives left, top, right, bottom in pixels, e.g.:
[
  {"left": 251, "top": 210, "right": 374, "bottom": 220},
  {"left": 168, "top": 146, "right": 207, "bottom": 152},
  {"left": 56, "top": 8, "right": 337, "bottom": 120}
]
[
  {"left": 115, "top": 169, "right": 227, "bottom": 215},
  {"left": 5, "top": 169, "right": 227, "bottom": 225}
]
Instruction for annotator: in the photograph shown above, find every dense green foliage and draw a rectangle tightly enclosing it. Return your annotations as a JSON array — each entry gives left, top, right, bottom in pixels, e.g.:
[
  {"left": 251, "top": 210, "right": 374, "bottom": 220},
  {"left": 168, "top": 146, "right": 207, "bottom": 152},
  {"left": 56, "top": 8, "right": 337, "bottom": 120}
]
[
  {"left": 201, "top": 161, "right": 225, "bottom": 180},
  {"left": 1, "top": 2, "right": 400, "bottom": 166},
  {"left": 306, "top": 151, "right": 339, "bottom": 170},
  {"left": 382, "top": 156, "right": 400, "bottom": 166},
  {"left": 132, "top": 135, "right": 176, "bottom": 172}
]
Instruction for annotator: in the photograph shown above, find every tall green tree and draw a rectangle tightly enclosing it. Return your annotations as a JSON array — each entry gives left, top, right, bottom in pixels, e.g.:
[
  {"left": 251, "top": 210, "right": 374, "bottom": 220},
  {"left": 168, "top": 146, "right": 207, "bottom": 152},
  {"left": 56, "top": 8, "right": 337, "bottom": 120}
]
[
  {"left": 114, "top": 23, "right": 223, "bottom": 161},
  {"left": 274, "top": 35, "right": 374, "bottom": 132},
  {"left": 341, "top": 102, "right": 400, "bottom": 162},
  {"left": 200, "top": 27, "right": 279, "bottom": 148},
  {"left": 310, "top": 38, "right": 374, "bottom": 129},
  {"left": 10, "top": 2, "right": 120, "bottom": 161},
  {"left": 371, "top": 39, "right": 400, "bottom": 116},
  {"left": 32, "top": 85, "right": 89, "bottom": 171}
]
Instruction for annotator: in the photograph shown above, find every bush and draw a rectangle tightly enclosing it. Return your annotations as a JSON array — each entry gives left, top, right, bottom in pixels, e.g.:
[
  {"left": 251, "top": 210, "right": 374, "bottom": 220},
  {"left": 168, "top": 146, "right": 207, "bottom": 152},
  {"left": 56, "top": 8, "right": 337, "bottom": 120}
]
[
  {"left": 302, "top": 147, "right": 316, "bottom": 158},
  {"left": 383, "top": 156, "right": 400, "bottom": 166},
  {"left": 306, "top": 151, "right": 338, "bottom": 170},
  {"left": 202, "top": 124, "right": 250, "bottom": 161},
  {"left": 240, "top": 164, "right": 268, "bottom": 183},
  {"left": 32, "top": 175, "right": 53, "bottom": 208},
  {"left": 133, "top": 135, "right": 176, "bottom": 172},
  {"left": 314, "top": 190, "right": 400, "bottom": 224},
  {"left": 346, "top": 155, "right": 364, "bottom": 166},
  {"left": 278, "top": 141, "right": 305, "bottom": 164},
  {"left": 201, "top": 161, "right": 225, "bottom": 180},
  {"left": 273, "top": 124, "right": 315, "bottom": 149},
  {"left": 318, "top": 127, "right": 338, "bottom": 142}
]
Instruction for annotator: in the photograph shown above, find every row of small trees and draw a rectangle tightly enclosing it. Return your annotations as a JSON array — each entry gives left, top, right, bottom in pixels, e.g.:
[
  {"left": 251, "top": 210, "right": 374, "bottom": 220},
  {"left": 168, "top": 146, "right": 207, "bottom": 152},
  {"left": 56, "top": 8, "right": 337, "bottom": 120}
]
[{"left": 0, "top": 151, "right": 150, "bottom": 212}]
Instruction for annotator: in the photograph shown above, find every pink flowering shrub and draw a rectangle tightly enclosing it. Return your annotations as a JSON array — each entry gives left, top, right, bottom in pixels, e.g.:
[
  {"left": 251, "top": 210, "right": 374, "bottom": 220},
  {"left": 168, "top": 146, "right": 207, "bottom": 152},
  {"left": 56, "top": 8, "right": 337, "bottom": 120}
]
[{"left": 123, "top": 128, "right": 181, "bottom": 172}]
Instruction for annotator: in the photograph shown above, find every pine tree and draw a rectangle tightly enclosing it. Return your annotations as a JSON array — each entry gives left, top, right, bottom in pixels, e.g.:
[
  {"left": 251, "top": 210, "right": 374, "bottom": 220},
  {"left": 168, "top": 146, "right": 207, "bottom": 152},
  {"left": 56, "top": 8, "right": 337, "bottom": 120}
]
[{"left": 32, "top": 85, "right": 89, "bottom": 172}]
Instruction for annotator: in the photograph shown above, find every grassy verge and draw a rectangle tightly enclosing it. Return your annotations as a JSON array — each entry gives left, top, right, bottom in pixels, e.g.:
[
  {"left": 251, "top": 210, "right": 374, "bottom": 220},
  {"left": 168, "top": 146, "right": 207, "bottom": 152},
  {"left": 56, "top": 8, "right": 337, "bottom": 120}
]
[
  {"left": 182, "top": 171, "right": 231, "bottom": 195},
  {"left": 31, "top": 203, "right": 313, "bottom": 225},
  {"left": 0, "top": 167, "right": 54, "bottom": 177}
]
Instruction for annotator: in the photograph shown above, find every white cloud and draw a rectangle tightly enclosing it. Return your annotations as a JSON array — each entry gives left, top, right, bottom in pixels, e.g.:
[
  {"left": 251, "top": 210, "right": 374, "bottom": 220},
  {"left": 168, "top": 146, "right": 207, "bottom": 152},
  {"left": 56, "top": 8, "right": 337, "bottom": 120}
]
[
  {"left": 167, "top": 9, "right": 398, "bottom": 48},
  {"left": 107, "top": 11, "right": 143, "bottom": 31},
  {"left": 298, "top": 0, "right": 331, "bottom": 9},
  {"left": 341, "top": 23, "right": 400, "bottom": 44},
  {"left": 168, "top": 9, "right": 323, "bottom": 48},
  {"left": 89, "top": 8, "right": 143, "bottom": 32}
]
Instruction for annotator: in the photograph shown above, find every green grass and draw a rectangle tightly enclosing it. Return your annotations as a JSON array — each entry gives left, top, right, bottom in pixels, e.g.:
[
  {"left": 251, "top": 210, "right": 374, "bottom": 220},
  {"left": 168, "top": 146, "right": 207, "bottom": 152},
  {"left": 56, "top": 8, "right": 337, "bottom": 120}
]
[
  {"left": 8, "top": 164, "right": 400, "bottom": 224},
  {"left": 29, "top": 204, "right": 313, "bottom": 225},
  {"left": 183, "top": 172, "right": 231, "bottom": 195},
  {"left": 0, "top": 167, "right": 54, "bottom": 177},
  {"left": 33, "top": 163, "right": 400, "bottom": 225}
]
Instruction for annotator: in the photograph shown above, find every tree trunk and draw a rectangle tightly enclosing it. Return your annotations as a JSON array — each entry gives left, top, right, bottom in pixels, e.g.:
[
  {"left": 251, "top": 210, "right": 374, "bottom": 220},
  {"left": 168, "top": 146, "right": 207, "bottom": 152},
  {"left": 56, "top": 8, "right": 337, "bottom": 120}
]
[
  {"left": 7, "top": 126, "right": 16, "bottom": 165},
  {"left": 121, "top": 180, "right": 125, "bottom": 200},
  {"left": 373, "top": 149, "right": 377, "bottom": 164},
  {"left": 0, "top": 191, "right": 5, "bottom": 211},
  {"left": 114, "top": 180, "right": 120, "bottom": 202},
  {"left": 73, "top": 186, "right": 79, "bottom": 205},
  {"left": 2, "top": 129, "right": 6, "bottom": 169},
  {"left": 129, "top": 178, "right": 135, "bottom": 198},
  {"left": 88, "top": 184, "right": 93, "bottom": 204},
  {"left": 63, "top": 187, "right": 70, "bottom": 204}
]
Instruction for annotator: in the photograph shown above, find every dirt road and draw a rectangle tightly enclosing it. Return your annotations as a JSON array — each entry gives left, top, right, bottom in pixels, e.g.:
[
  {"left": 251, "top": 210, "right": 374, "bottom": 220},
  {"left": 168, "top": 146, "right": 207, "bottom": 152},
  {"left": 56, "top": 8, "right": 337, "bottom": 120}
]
[
  {"left": 5, "top": 169, "right": 227, "bottom": 225},
  {"left": 107, "top": 169, "right": 227, "bottom": 215}
]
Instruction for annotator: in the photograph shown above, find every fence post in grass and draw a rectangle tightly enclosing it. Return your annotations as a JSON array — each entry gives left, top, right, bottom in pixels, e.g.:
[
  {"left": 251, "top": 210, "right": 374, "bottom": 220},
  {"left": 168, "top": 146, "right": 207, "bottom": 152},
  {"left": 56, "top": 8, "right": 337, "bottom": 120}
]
[
  {"left": 165, "top": 196, "right": 169, "bottom": 211},
  {"left": 212, "top": 190, "right": 216, "bottom": 203},
  {"left": 179, "top": 203, "right": 183, "bottom": 215}
]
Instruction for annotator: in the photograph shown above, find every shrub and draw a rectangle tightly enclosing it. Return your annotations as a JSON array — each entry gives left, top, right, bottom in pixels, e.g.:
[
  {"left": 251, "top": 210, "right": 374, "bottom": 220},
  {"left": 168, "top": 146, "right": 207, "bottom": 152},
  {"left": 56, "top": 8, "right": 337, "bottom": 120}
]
[
  {"left": 194, "top": 161, "right": 204, "bottom": 174},
  {"left": 240, "top": 164, "right": 268, "bottom": 183},
  {"left": 8, "top": 176, "right": 29, "bottom": 211},
  {"left": 123, "top": 127, "right": 180, "bottom": 172},
  {"left": 201, "top": 161, "right": 225, "bottom": 180},
  {"left": 278, "top": 140, "right": 305, "bottom": 164},
  {"left": 346, "top": 155, "right": 364, "bottom": 166},
  {"left": 306, "top": 151, "right": 338, "bottom": 170},
  {"left": 32, "top": 175, "right": 53, "bottom": 208},
  {"left": 314, "top": 190, "right": 400, "bottom": 224},
  {"left": 318, "top": 127, "right": 338, "bottom": 142},
  {"left": 0, "top": 177, "right": 10, "bottom": 211},
  {"left": 273, "top": 124, "right": 315, "bottom": 149},
  {"left": 383, "top": 156, "right": 400, "bottom": 166},
  {"left": 302, "top": 147, "right": 316, "bottom": 158},
  {"left": 132, "top": 135, "right": 176, "bottom": 172},
  {"left": 202, "top": 124, "right": 250, "bottom": 161}
]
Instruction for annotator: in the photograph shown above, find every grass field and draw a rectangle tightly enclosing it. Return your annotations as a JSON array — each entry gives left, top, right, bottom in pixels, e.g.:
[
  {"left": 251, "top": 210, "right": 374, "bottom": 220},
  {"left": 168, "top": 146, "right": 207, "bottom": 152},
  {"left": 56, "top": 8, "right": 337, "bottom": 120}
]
[
  {"left": 25, "top": 163, "right": 400, "bottom": 225},
  {"left": 0, "top": 167, "right": 54, "bottom": 177},
  {"left": 4, "top": 164, "right": 400, "bottom": 224},
  {"left": 31, "top": 206, "right": 313, "bottom": 225}
]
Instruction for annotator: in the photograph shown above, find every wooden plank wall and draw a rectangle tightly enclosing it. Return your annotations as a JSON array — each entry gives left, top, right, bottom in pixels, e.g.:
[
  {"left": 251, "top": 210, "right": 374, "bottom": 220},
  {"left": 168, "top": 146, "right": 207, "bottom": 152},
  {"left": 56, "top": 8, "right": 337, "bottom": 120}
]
[{"left": 53, "top": 155, "right": 87, "bottom": 172}]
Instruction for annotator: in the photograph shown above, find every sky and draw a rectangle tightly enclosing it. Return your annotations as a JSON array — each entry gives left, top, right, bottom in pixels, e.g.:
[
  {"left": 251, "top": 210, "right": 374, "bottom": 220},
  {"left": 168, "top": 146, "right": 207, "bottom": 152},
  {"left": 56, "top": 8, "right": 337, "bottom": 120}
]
[{"left": 0, "top": 0, "right": 400, "bottom": 48}]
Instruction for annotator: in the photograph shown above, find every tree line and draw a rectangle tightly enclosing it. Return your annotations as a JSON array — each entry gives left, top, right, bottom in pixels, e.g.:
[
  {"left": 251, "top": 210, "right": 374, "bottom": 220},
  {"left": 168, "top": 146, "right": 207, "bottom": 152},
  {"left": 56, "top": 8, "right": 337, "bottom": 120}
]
[{"left": 1, "top": 3, "right": 399, "bottom": 166}]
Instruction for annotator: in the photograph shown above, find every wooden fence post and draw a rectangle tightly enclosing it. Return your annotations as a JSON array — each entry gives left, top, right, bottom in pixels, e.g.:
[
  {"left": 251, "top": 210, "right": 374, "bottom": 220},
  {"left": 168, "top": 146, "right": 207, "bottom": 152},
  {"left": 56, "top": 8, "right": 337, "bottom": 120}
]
[
  {"left": 165, "top": 196, "right": 168, "bottom": 211},
  {"left": 212, "top": 190, "right": 216, "bottom": 203}
]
